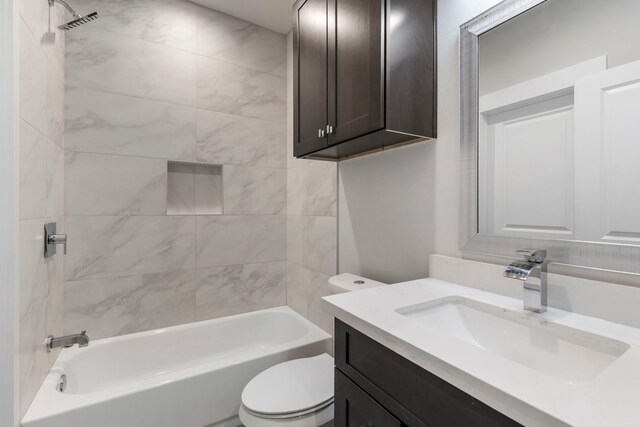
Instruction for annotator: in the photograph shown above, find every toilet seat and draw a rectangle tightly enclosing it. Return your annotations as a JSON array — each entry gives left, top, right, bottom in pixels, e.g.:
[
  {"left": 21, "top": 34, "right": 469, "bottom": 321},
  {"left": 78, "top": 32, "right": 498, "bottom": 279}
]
[{"left": 239, "top": 354, "right": 334, "bottom": 426}]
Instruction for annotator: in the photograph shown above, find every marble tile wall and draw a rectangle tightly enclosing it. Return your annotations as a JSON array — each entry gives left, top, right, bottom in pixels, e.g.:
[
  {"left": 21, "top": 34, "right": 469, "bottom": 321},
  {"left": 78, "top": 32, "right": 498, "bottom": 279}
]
[
  {"left": 64, "top": 0, "right": 287, "bottom": 340},
  {"left": 18, "top": 0, "right": 66, "bottom": 416},
  {"left": 285, "top": 33, "right": 338, "bottom": 334}
]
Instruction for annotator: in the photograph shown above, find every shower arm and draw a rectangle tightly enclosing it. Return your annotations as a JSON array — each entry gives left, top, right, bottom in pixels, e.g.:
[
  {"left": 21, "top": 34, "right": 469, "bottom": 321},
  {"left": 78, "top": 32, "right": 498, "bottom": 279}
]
[{"left": 48, "top": 0, "right": 81, "bottom": 19}]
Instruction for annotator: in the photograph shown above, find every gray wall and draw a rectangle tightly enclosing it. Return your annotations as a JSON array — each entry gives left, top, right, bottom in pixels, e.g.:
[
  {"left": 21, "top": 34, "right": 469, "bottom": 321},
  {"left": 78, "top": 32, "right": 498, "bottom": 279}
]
[
  {"left": 479, "top": 0, "right": 640, "bottom": 94},
  {"left": 338, "top": 0, "right": 505, "bottom": 283},
  {"left": 18, "top": 0, "right": 66, "bottom": 415},
  {"left": 63, "top": 0, "right": 288, "bottom": 340},
  {"left": 338, "top": 143, "right": 435, "bottom": 284}
]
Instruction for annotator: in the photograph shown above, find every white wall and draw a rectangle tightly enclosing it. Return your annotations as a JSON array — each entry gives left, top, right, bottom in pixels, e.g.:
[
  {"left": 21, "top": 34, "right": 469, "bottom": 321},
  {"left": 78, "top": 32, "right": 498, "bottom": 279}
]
[
  {"left": 338, "top": 0, "right": 504, "bottom": 283},
  {"left": 479, "top": 0, "right": 640, "bottom": 94},
  {"left": 338, "top": 142, "right": 435, "bottom": 284}
]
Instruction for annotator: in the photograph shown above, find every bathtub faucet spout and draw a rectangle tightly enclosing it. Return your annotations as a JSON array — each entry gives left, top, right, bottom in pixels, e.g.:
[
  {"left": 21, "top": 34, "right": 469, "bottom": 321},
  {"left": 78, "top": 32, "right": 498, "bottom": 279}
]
[{"left": 46, "top": 330, "right": 90, "bottom": 352}]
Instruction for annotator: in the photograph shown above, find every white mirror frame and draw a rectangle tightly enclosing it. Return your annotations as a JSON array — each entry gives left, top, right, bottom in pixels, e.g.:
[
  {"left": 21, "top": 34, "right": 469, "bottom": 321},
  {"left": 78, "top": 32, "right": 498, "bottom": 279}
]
[{"left": 459, "top": 0, "right": 640, "bottom": 276}]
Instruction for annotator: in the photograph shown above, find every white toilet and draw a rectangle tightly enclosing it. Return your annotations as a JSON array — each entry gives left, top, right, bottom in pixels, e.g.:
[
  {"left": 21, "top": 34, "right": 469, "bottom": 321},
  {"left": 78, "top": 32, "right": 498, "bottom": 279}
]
[{"left": 238, "top": 274, "right": 386, "bottom": 427}]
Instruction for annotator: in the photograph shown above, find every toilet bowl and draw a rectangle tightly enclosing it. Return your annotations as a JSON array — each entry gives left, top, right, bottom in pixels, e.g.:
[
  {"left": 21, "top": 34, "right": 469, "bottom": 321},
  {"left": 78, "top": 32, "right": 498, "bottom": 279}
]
[
  {"left": 239, "top": 274, "right": 386, "bottom": 427},
  {"left": 239, "top": 354, "right": 334, "bottom": 427}
]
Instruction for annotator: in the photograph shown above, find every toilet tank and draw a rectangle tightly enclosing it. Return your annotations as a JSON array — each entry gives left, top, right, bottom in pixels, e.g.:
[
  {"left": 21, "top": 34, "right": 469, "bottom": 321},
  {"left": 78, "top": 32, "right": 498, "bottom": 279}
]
[{"left": 328, "top": 273, "right": 386, "bottom": 294}]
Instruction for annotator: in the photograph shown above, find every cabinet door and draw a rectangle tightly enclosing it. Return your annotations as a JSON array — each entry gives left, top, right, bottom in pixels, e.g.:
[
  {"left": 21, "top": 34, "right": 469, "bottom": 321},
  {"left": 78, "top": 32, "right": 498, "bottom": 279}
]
[
  {"left": 327, "top": 0, "right": 385, "bottom": 145},
  {"left": 294, "top": 0, "right": 329, "bottom": 157},
  {"left": 335, "top": 369, "right": 402, "bottom": 427}
]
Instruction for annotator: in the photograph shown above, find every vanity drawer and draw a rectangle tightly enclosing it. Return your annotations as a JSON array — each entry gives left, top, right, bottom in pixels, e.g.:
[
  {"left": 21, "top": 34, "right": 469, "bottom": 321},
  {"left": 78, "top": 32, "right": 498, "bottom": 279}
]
[
  {"left": 335, "top": 319, "right": 521, "bottom": 427},
  {"left": 335, "top": 369, "right": 402, "bottom": 427}
]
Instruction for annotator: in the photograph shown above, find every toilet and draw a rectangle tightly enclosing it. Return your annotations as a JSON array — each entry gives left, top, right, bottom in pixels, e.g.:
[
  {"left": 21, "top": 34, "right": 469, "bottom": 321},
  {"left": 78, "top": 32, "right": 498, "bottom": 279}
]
[{"left": 238, "top": 274, "right": 386, "bottom": 427}]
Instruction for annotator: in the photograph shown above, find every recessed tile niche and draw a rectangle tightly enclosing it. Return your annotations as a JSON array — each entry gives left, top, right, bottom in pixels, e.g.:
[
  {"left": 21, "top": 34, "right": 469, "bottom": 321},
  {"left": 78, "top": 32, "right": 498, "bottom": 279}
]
[{"left": 167, "top": 161, "right": 222, "bottom": 215}]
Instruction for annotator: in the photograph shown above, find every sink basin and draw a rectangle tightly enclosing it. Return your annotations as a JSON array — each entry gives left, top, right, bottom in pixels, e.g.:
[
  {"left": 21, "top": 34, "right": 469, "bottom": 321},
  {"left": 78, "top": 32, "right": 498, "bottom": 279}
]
[{"left": 396, "top": 297, "right": 629, "bottom": 384}]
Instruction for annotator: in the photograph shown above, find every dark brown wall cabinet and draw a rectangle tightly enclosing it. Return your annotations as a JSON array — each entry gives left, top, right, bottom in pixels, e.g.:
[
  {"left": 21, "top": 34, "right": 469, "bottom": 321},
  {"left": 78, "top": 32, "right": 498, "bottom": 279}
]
[
  {"left": 293, "top": 0, "right": 437, "bottom": 160},
  {"left": 334, "top": 320, "right": 522, "bottom": 427}
]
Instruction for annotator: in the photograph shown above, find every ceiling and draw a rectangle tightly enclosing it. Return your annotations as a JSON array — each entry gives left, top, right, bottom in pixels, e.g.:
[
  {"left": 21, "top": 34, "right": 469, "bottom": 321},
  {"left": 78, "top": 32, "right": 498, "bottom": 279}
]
[{"left": 191, "top": 0, "right": 297, "bottom": 34}]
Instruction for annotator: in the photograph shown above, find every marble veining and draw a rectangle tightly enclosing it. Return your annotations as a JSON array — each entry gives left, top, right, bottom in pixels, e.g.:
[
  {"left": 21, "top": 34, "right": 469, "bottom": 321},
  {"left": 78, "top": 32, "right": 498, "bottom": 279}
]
[
  {"left": 197, "top": 55, "right": 286, "bottom": 122},
  {"left": 196, "top": 109, "right": 285, "bottom": 169},
  {"left": 20, "top": 120, "right": 46, "bottom": 220},
  {"left": 64, "top": 269, "right": 196, "bottom": 340},
  {"left": 307, "top": 216, "right": 338, "bottom": 276},
  {"left": 286, "top": 166, "right": 308, "bottom": 215},
  {"left": 286, "top": 261, "right": 311, "bottom": 317},
  {"left": 20, "top": 20, "right": 47, "bottom": 134},
  {"left": 45, "top": 59, "right": 65, "bottom": 146},
  {"left": 46, "top": 140, "right": 64, "bottom": 218},
  {"left": 66, "top": 26, "right": 197, "bottom": 107},
  {"left": 307, "top": 270, "right": 332, "bottom": 334},
  {"left": 287, "top": 215, "right": 308, "bottom": 266},
  {"left": 196, "top": 6, "right": 287, "bottom": 77},
  {"left": 65, "top": 87, "right": 197, "bottom": 161},
  {"left": 223, "top": 165, "right": 286, "bottom": 215},
  {"left": 196, "top": 215, "right": 286, "bottom": 268},
  {"left": 307, "top": 162, "right": 337, "bottom": 216},
  {"left": 65, "top": 152, "right": 167, "bottom": 216},
  {"left": 195, "top": 261, "right": 286, "bottom": 320},
  {"left": 65, "top": 216, "right": 196, "bottom": 281},
  {"left": 75, "top": 0, "right": 199, "bottom": 52}
]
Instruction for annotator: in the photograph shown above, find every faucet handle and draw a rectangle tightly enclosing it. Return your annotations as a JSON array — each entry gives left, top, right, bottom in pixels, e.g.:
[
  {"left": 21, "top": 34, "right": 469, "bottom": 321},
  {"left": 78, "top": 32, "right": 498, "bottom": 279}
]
[{"left": 514, "top": 249, "right": 547, "bottom": 263}]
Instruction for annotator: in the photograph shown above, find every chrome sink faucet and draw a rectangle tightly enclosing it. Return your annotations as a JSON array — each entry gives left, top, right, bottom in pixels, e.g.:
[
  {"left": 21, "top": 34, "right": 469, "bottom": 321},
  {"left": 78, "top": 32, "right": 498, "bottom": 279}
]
[
  {"left": 504, "top": 249, "right": 548, "bottom": 313},
  {"left": 46, "top": 331, "right": 90, "bottom": 352}
]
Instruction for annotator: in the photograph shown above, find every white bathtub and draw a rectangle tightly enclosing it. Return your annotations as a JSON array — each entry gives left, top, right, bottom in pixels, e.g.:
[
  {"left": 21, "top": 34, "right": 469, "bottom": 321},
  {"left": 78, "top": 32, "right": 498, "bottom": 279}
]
[{"left": 22, "top": 306, "right": 332, "bottom": 427}]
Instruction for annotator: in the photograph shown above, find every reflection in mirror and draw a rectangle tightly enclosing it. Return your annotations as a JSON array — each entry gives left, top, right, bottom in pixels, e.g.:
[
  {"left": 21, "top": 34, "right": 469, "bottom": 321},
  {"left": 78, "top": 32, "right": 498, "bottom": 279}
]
[{"left": 477, "top": 0, "right": 640, "bottom": 245}]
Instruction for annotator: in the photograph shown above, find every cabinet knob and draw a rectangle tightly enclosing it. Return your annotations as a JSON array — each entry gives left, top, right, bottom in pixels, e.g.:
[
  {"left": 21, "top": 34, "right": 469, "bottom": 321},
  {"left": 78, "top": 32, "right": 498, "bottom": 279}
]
[
  {"left": 318, "top": 129, "right": 326, "bottom": 138},
  {"left": 326, "top": 125, "right": 335, "bottom": 135}
]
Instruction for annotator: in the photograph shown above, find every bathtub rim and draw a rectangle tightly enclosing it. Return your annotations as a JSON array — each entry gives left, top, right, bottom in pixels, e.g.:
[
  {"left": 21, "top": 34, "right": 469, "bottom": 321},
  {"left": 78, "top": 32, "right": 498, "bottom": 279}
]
[{"left": 22, "top": 306, "right": 332, "bottom": 424}]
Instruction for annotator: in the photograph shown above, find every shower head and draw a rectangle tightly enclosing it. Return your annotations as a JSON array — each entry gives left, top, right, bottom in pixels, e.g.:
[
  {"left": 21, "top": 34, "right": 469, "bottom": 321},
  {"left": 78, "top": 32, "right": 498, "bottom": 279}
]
[
  {"left": 58, "top": 12, "right": 99, "bottom": 31},
  {"left": 48, "top": 0, "right": 99, "bottom": 31}
]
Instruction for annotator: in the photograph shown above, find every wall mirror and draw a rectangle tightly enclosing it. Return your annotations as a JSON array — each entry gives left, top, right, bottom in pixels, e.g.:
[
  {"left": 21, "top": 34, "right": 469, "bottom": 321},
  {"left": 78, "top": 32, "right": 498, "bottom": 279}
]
[{"left": 460, "top": 0, "right": 640, "bottom": 275}]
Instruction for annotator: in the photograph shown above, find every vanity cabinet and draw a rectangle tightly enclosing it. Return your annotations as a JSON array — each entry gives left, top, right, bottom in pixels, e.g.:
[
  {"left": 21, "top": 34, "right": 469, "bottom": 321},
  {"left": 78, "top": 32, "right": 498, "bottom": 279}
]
[
  {"left": 334, "top": 320, "right": 521, "bottom": 427},
  {"left": 293, "top": 0, "right": 437, "bottom": 160}
]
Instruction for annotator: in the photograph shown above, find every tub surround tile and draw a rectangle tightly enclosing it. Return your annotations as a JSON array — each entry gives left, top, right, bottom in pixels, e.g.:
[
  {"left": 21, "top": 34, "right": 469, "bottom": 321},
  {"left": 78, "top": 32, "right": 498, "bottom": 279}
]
[
  {"left": 286, "top": 166, "right": 308, "bottom": 215},
  {"left": 20, "top": 120, "right": 47, "bottom": 220},
  {"left": 65, "top": 269, "right": 196, "bottom": 340},
  {"left": 75, "top": 0, "right": 199, "bottom": 52},
  {"left": 287, "top": 216, "right": 308, "bottom": 266},
  {"left": 307, "top": 216, "right": 338, "bottom": 276},
  {"left": 43, "top": 5, "right": 66, "bottom": 78},
  {"left": 65, "top": 87, "right": 197, "bottom": 161},
  {"left": 65, "top": 216, "right": 195, "bottom": 281},
  {"left": 19, "top": 218, "right": 64, "bottom": 413},
  {"left": 307, "top": 162, "right": 337, "bottom": 216},
  {"left": 196, "top": 216, "right": 286, "bottom": 268},
  {"left": 46, "top": 50, "right": 65, "bottom": 146},
  {"left": 196, "top": 109, "right": 285, "bottom": 169},
  {"left": 195, "top": 261, "right": 286, "bottom": 320},
  {"left": 223, "top": 166, "right": 286, "bottom": 215},
  {"left": 66, "top": 26, "right": 197, "bottom": 107},
  {"left": 307, "top": 270, "right": 333, "bottom": 334},
  {"left": 65, "top": 152, "right": 167, "bottom": 216},
  {"left": 20, "top": 0, "right": 48, "bottom": 44},
  {"left": 46, "top": 139, "right": 64, "bottom": 218},
  {"left": 286, "top": 261, "right": 310, "bottom": 317},
  {"left": 20, "top": 19, "right": 47, "bottom": 134},
  {"left": 197, "top": 56, "right": 286, "bottom": 122},
  {"left": 197, "top": 7, "right": 287, "bottom": 78}
]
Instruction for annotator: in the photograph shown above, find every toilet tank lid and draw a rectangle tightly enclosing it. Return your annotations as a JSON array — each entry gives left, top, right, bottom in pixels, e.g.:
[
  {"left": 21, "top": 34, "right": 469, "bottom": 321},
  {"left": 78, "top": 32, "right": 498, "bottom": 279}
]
[
  {"left": 241, "top": 354, "right": 334, "bottom": 416},
  {"left": 328, "top": 273, "right": 387, "bottom": 294}
]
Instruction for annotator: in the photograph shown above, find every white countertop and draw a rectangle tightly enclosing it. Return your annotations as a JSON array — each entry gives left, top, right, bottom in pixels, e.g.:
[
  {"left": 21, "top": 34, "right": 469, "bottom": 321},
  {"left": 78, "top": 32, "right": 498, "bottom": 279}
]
[{"left": 322, "top": 278, "right": 640, "bottom": 426}]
